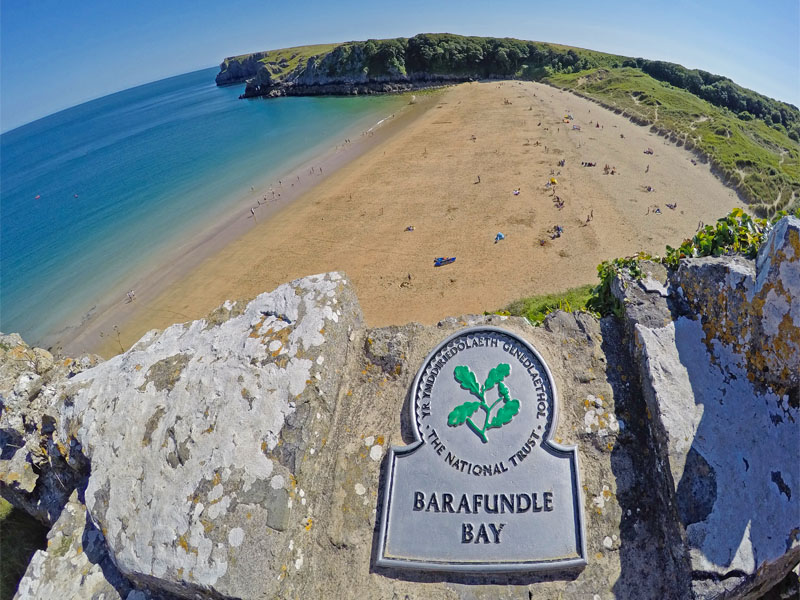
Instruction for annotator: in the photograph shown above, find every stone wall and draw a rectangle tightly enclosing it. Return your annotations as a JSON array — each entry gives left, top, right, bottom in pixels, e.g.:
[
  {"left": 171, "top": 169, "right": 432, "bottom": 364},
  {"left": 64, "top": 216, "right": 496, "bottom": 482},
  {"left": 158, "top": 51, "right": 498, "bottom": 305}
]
[{"left": 1, "top": 218, "right": 798, "bottom": 599}]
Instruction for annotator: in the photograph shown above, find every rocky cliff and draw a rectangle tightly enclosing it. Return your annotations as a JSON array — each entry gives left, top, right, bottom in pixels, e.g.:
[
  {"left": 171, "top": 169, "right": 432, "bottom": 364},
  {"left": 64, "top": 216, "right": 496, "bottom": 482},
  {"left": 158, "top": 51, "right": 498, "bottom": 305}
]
[
  {"left": 215, "top": 53, "right": 268, "bottom": 86},
  {"left": 1, "top": 217, "right": 798, "bottom": 599},
  {"left": 239, "top": 44, "right": 473, "bottom": 99}
]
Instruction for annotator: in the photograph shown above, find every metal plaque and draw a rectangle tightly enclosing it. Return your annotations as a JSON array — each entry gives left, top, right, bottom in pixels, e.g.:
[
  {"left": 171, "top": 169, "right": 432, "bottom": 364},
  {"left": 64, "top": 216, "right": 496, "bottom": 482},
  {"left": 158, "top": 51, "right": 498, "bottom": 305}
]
[{"left": 376, "top": 327, "right": 587, "bottom": 572}]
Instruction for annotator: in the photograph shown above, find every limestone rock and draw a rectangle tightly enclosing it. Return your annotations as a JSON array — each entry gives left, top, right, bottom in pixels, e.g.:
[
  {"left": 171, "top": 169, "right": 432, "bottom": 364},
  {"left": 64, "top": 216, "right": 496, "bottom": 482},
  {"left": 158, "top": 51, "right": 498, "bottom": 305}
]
[
  {"left": 674, "top": 215, "right": 800, "bottom": 394},
  {"left": 55, "top": 273, "right": 362, "bottom": 599},
  {"left": 14, "top": 490, "right": 171, "bottom": 600},
  {"left": 0, "top": 333, "right": 100, "bottom": 524},
  {"left": 214, "top": 53, "right": 267, "bottom": 86},
  {"left": 3, "top": 219, "right": 799, "bottom": 599},
  {"left": 616, "top": 216, "right": 800, "bottom": 599}
]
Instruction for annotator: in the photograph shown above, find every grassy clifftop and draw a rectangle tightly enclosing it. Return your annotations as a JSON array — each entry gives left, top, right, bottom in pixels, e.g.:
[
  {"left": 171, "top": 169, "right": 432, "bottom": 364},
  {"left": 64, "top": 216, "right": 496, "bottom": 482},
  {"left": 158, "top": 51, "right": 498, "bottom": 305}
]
[
  {"left": 216, "top": 43, "right": 341, "bottom": 85},
  {"left": 222, "top": 43, "right": 341, "bottom": 82}
]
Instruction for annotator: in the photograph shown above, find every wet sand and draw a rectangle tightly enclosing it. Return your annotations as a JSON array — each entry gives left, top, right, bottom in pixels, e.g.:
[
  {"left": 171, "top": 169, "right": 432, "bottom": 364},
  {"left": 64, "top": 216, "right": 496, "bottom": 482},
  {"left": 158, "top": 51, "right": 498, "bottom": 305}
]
[{"left": 63, "top": 81, "right": 744, "bottom": 358}]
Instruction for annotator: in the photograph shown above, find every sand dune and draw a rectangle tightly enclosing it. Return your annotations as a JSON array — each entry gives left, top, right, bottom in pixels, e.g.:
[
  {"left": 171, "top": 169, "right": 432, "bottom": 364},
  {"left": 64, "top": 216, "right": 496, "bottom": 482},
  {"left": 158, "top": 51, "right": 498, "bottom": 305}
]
[{"left": 72, "top": 81, "right": 744, "bottom": 358}]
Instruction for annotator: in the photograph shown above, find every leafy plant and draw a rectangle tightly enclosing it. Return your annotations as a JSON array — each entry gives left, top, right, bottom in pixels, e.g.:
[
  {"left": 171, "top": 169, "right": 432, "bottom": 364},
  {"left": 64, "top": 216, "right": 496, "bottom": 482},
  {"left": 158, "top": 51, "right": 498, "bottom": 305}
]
[
  {"left": 663, "top": 207, "right": 771, "bottom": 267},
  {"left": 586, "top": 253, "right": 651, "bottom": 318},
  {"left": 448, "top": 363, "right": 519, "bottom": 443},
  {"left": 585, "top": 207, "right": 800, "bottom": 317}
]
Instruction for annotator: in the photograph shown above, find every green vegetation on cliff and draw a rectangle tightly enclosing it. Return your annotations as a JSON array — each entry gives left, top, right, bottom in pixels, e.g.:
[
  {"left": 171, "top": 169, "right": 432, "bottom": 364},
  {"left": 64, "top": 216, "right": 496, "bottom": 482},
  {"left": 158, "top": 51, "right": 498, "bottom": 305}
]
[
  {"left": 545, "top": 68, "right": 799, "bottom": 214},
  {"left": 240, "top": 43, "right": 341, "bottom": 81},
  {"left": 500, "top": 285, "right": 594, "bottom": 325},
  {"left": 217, "top": 43, "right": 341, "bottom": 85},
  {"left": 501, "top": 207, "right": 800, "bottom": 323}
]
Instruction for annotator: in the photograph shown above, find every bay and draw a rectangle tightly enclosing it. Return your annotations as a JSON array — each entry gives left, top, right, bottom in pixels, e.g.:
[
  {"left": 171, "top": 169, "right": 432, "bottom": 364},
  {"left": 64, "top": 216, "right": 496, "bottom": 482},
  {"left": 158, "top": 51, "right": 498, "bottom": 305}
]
[{"left": 0, "top": 67, "right": 404, "bottom": 345}]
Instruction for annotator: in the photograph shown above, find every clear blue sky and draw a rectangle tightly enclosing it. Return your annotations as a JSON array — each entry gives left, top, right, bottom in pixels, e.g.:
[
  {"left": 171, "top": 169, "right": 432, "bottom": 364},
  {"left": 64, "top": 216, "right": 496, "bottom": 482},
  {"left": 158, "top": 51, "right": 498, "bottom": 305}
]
[{"left": 2, "top": 0, "right": 798, "bottom": 132}]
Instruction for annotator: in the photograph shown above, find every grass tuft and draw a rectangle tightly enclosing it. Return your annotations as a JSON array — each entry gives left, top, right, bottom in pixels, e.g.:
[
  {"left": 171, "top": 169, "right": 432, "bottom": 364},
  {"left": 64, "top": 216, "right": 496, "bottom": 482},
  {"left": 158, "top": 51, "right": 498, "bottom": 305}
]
[{"left": 499, "top": 284, "right": 595, "bottom": 325}]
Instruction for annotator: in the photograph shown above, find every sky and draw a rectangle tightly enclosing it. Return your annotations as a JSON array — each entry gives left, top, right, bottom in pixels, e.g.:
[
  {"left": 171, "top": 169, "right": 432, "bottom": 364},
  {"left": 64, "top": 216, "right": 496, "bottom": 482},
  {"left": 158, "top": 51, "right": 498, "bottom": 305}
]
[{"left": 1, "top": 0, "right": 799, "bottom": 132}]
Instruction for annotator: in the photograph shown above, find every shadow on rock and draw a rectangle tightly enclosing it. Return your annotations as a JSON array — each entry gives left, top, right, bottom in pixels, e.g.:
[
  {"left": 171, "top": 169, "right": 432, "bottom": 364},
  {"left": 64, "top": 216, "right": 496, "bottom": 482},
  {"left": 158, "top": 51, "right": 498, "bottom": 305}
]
[{"left": 603, "top": 316, "right": 692, "bottom": 599}]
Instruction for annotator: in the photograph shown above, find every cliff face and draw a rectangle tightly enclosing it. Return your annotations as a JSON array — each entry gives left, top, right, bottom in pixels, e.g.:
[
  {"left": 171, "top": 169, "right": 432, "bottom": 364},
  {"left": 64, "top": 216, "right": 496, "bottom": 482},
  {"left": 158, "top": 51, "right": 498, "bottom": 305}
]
[
  {"left": 1, "top": 218, "right": 798, "bottom": 599},
  {"left": 239, "top": 42, "right": 475, "bottom": 99},
  {"left": 215, "top": 53, "right": 268, "bottom": 86}
]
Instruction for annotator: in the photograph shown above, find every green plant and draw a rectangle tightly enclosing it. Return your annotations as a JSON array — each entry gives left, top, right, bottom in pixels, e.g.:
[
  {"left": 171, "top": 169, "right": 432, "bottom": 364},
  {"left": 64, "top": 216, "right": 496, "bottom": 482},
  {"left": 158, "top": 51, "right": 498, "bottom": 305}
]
[
  {"left": 500, "top": 284, "right": 594, "bottom": 325},
  {"left": 663, "top": 208, "right": 771, "bottom": 266},
  {"left": 585, "top": 253, "right": 652, "bottom": 318},
  {"left": 447, "top": 364, "right": 519, "bottom": 443},
  {"left": 585, "top": 207, "right": 800, "bottom": 317}
]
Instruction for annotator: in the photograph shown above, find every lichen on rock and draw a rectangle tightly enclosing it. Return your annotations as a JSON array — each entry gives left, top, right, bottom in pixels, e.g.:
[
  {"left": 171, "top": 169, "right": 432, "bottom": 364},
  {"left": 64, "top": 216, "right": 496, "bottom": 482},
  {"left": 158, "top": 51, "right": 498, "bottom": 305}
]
[{"left": 2, "top": 220, "right": 798, "bottom": 599}]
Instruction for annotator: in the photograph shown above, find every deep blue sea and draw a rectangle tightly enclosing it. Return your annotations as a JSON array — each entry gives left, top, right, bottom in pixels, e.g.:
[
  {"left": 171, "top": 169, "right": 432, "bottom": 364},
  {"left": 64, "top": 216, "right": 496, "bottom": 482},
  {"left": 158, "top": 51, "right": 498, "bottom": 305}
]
[{"left": 1, "top": 67, "right": 404, "bottom": 346}]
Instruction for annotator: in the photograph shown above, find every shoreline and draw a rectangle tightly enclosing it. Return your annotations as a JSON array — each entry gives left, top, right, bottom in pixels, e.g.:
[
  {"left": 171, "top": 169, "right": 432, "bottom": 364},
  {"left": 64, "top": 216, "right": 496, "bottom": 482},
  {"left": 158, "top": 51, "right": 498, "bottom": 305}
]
[
  {"left": 64, "top": 80, "right": 744, "bottom": 359},
  {"left": 51, "top": 90, "right": 439, "bottom": 358}
]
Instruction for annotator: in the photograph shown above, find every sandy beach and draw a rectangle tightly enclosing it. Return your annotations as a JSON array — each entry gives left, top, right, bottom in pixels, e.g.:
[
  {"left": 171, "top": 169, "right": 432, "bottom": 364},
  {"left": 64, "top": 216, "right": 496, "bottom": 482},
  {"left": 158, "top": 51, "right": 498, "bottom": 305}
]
[{"left": 62, "top": 80, "right": 744, "bottom": 358}]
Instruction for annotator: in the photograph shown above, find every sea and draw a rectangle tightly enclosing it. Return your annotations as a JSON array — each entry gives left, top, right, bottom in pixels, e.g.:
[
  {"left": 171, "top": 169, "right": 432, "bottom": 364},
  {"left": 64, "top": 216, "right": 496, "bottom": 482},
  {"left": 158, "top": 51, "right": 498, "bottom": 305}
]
[{"left": 0, "top": 67, "right": 406, "bottom": 347}]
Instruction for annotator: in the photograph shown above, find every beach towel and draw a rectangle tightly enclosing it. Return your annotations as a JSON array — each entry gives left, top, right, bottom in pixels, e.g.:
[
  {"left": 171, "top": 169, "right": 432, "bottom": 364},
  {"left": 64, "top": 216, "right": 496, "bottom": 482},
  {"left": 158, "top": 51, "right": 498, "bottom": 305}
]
[{"left": 434, "top": 257, "right": 456, "bottom": 267}]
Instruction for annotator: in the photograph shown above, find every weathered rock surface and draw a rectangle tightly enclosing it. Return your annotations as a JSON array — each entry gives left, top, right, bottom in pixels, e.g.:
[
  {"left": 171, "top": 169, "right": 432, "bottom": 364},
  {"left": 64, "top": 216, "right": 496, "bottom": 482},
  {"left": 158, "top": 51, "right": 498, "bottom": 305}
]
[
  {"left": 0, "top": 333, "right": 100, "bottom": 524},
  {"left": 14, "top": 489, "right": 171, "bottom": 600},
  {"left": 214, "top": 53, "right": 268, "bottom": 86},
  {"left": 55, "top": 272, "right": 361, "bottom": 598},
  {"left": 238, "top": 42, "right": 475, "bottom": 99},
  {"left": 2, "top": 218, "right": 798, "bottom": 599},
  {"left": 613, "top": 216, "right": 800, "bottom": 599}
]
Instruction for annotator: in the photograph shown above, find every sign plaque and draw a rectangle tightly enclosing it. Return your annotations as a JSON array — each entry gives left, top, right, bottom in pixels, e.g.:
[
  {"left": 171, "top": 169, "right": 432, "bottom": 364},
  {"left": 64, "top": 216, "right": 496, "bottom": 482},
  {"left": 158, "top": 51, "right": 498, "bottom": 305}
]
[{"left": 376, "top": 327, "right": 587, "bottom": 572}]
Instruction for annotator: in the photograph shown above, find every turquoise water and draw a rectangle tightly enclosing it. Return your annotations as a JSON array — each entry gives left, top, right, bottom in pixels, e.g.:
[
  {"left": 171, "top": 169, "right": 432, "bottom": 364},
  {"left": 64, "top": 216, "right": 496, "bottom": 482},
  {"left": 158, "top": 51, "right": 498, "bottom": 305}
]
[{"left": 0, "top": 67, "right": 404, "bottom": 345}]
